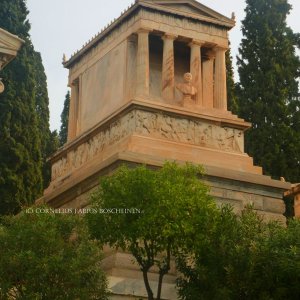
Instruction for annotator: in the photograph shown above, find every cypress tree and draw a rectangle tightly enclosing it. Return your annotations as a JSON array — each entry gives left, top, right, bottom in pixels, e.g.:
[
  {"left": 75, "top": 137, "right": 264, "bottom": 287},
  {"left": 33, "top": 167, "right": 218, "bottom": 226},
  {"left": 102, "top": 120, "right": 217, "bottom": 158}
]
[
  {"left": 237, "top": 0, "right": 300, "bottom": 182},
  {"left": 226, "top": 44, "right": 238, "bottom": 113},
  {"left": 43, "top": 130, "right": 60, "bottom": 188},
  {"left": 0, "top": 0, "right": 51, "bottom": 214},
  {"left": 59, "top": 91, "right": 70, "bottom": 146},
  {"left": 32, "top": 51, "right": 56, "bottom": 189}
]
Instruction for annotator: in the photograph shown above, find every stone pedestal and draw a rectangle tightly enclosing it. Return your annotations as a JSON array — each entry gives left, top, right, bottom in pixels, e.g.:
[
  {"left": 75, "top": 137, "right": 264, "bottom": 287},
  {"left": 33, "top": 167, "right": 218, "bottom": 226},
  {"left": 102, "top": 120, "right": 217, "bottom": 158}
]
[{"left": 40, "top": 102, "right": 290, "bottom": 300}]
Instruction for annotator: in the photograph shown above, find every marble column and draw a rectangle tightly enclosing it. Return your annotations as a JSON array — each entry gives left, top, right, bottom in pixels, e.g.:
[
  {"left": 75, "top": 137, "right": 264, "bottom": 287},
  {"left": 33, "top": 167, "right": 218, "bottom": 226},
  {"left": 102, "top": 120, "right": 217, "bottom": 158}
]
[
  {"left": 214, "top": 46, "right": 227, "bottom": 110},
  {"left": 68, "top": 80, "right": 79, "bottom": 141},
  {"left": 161, "top": 33, "right": 177, "bottom": 102},
  {"left": 202, "top": 51, "right": 215, "bottom": 109},
  {"left": 136, "top": 28, "right": 151, "bottom": 98},
  {"left": 189, "top": 40, "right": 203, "bottom": 106}
]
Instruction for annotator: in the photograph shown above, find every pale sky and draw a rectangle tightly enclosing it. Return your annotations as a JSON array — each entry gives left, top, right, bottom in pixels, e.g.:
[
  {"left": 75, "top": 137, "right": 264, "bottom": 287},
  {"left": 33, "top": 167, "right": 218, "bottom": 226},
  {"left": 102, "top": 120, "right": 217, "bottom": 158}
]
[{"left": 26, "top": 0, "right": 300, "bottom": 131}]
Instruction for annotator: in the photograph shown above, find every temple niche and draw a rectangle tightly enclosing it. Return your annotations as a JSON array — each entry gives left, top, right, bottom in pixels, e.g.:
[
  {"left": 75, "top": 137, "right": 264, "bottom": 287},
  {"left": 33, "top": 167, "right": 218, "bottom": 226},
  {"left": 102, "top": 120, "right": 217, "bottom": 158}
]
[{"left": 39, "top": 1, "right": 291, "bottom": 299}]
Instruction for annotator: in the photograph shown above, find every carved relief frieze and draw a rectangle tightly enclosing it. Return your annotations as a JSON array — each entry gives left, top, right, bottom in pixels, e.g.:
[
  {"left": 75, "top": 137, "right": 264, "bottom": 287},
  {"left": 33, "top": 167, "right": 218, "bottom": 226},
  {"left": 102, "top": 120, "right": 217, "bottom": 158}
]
[
  {"left": 135, "top": 110, "right": 244, "bottom": 153},
  {"left": 51, "top": 111, "right": 136, "bottom": 181},
  {"left": 51, "top": 109, "right": 244, "bottom": 182}
]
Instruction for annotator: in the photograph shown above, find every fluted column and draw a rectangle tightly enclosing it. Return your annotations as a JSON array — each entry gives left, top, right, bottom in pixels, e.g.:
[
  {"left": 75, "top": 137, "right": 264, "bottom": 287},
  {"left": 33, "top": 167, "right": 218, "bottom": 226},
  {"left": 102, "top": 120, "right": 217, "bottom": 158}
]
[
  {"left": 161, "top": 34, "right": 177, "bottom": 102},
  {"left": 202, "top": 51, "right": 215, "bottom": 108},
  {"left": 136, "top": 28, "right": 151, "bottom": 97},
  {"left": 214, "top": 46, "right": 227, "bottom": 110},
  {"left": 189, "top": 40, "right": 203, "bottom": 106}
]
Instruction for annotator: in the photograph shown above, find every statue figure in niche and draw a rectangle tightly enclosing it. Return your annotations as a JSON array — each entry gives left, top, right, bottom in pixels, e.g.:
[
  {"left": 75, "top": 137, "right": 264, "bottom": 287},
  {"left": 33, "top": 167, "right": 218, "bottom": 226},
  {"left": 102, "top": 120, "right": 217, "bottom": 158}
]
[{"left": 176, "top": 72, "right": 197, "bottom": 107}]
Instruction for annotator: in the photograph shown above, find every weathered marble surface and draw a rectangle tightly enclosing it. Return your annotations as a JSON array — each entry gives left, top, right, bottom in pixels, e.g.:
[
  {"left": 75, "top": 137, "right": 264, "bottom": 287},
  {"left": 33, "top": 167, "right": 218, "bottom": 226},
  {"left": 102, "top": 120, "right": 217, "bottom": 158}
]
[{"left": 52, "top": 109, "right": 244, "bottom": 181}]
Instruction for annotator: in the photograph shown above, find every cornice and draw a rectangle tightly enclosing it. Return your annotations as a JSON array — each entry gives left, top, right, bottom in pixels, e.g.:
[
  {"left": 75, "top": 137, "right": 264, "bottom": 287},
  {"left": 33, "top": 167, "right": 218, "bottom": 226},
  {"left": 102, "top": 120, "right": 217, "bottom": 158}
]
[
  {"left": 0, "top": 27, "right": 24, "bottom": 68},
  {"left": 64, "top": 0, "right": 234, "bottom": 68}
]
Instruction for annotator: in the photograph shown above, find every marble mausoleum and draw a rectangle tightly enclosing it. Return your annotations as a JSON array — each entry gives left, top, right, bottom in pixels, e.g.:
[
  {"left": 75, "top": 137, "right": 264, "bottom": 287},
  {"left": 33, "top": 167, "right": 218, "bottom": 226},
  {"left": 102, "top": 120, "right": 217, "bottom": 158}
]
[{"left": 38, "top": 1, "right": 291, "bottom": 298}]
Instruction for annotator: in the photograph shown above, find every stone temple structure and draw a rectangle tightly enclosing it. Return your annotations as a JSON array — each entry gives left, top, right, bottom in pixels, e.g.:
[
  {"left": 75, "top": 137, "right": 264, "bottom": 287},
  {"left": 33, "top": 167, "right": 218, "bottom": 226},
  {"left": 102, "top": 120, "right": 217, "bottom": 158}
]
[{"left": 40, "top": 0, "right": 291, "bottom": 298}]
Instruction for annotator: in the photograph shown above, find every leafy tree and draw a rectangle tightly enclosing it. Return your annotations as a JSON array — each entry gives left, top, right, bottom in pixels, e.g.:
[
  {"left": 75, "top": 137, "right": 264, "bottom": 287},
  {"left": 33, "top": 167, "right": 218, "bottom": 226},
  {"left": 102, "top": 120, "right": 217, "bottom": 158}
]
[
  {"left": 0, "top": 206, "right": 108, "bottom": 300},
  {"left": 236, "top": 0, "right": 300, "bottom": 182},
  {"left": 0, "top": 0, "right": 53, "bottom": 214},
  {"left": 86, "top": 162, "right": 217, "bottom": 300},
  {"left": 59, "top": 91, "right": 70, "bottom": 146},
  {"left": 177, "top": 206, "right": 300, "bottom": 299},
  {"left": 226, "top": 44, "right": 238, "bottom": 113}
]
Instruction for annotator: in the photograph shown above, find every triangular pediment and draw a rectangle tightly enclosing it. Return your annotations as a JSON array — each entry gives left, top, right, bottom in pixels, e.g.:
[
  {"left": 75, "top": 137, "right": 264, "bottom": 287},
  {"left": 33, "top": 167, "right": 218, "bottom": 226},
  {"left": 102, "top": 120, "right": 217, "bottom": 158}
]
[{"left": 138, "top": 0, "right": 234, "bottom": 27}]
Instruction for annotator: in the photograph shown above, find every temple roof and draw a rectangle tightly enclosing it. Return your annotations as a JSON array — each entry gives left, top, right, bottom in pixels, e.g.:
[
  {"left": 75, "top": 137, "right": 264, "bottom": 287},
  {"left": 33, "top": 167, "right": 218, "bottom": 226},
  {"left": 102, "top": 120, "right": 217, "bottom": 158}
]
[
  {"left": 64, "top": 0, "right": 235, "bottom": 68},
  {"left": 140, "top": 0, "right": 234, "bottom": 25}
]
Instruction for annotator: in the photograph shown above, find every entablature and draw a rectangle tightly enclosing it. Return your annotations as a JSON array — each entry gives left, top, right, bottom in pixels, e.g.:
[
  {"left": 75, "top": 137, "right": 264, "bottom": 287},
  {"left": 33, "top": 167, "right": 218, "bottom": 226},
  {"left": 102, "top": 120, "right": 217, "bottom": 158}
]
[{"left": 64, "top": 0, "right": 233, "bottom": 71}]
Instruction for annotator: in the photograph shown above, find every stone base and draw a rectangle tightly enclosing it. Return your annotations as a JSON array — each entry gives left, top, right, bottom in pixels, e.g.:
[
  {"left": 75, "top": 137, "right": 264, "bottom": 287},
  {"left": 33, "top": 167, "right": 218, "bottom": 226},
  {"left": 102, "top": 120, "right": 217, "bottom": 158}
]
[
  {"left": 100, "top": 248, "right": 177, "bottom": 299},
  {"left": 38, "top": 150, "right": 289, "bottom": 299},
  {"left": 38, "top": 103, "right": 290, "bottom": 299}
]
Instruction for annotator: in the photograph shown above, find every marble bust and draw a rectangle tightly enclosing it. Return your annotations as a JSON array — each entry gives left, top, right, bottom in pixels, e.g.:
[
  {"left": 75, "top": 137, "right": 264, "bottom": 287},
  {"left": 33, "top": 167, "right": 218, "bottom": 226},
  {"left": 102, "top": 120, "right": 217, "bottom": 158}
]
[{"left": 176, "top": 72, "right": 197, "bottom": 107}]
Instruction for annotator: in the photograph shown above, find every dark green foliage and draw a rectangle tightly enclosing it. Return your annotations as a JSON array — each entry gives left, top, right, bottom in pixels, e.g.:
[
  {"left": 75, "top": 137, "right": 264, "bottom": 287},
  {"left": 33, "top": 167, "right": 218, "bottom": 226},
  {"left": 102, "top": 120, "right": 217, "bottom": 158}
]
[
  {"left": 0, "top": 207, "right": 108, "bottom": 299},
  {"left": 32, "top": 51, "right": 54, "bottom": 188},
  {"left": 0, "top": 42, "right": 42, "bottom": 214},
  {"left": 43, "top": 130, "right": 60, "bottom": 188},
  {"left": 59, "top": 91, "right": 70, "bottom": 146},
  {"left": 86, "top": 162, "right": 217, "bottom": 300},
  {"left": 283, "top": 194, "right": 295, "bottom": 218},
  {"left": 237, "top": 0, "right": 300, "bottom": 182},
  {"left": 226, "top": 44, "right": 238, "bottom": 113},
  {"left": 0, "top": 0, "right": 30, "bottom": 40},
  {"left": 0, "top": 0, "right": 53, "bottom": 214},
  {"left": 177, "top": 206, "right": 300, "bottom": 300}
]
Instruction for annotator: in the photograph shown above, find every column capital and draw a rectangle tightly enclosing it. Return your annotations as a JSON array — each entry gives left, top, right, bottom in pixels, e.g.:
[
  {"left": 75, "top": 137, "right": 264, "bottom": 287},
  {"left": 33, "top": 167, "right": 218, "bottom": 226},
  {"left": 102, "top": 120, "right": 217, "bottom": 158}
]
[
  {"left": 71, "top": 78, "right": 79, "bottom": 86},
  {"left": 136, "top": 27, "right": 152, "bottom": 34},
  {"left": 204, "top": 50, "right": 215, "bottom": 60},
  {"left": 188, "top": 39, "right": 205, "bottom": 47},
  {"left": 161, "top": 33, "right": 178, "bottom": 41},
  {"left": 213, "top": 45, "right": 229, "bottom": 52},
  {"left": 127, "top": 34, "right": 137, "bottom": 43}
]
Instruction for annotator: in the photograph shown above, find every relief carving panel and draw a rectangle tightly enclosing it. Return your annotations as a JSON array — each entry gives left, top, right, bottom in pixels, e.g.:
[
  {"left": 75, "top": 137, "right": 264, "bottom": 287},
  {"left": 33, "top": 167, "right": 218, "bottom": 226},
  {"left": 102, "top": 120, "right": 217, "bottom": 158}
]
[
  {"left": 135, "top": 110, "right": 244, "bottom": 153},
  {"left": 52, "top": 112, "right": 135, "bottom": 181},
  {"left": 51, "top": 109, "right": 244, "bottom": 181}
]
